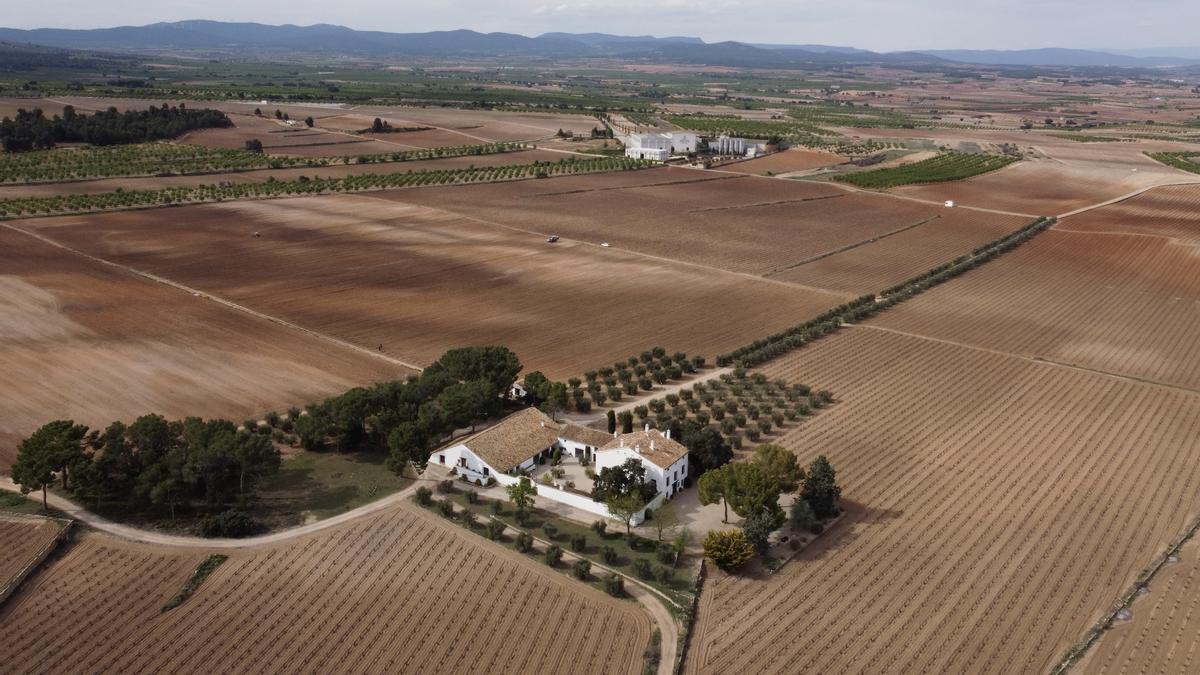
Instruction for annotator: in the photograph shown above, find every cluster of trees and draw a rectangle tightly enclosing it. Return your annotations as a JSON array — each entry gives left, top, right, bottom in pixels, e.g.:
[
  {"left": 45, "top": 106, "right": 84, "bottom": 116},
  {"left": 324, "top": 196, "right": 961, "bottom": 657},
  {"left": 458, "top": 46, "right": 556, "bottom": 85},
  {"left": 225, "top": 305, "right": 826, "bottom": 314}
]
[
  {"left": 699, "top": 446, "right": 841, "bottom": 570},
  {"left": 12, "top": 415, "right": 280, "bottom": 528},
  {"left": 1, "top": 104, "right": 232, "bottom": 151},
  {"left": 0, "top": 155, "right": 653, "bottom": 218},
  {"left": 569, "top": 348, "right": 705, "bottom": 415},
  {"left": 364, "top": 118, "right": 430, "bottom": 134},
  {"left": 590, "top": 457, "right": 662, "bottom": 536},
  {"left": 290, "top": 346, "right": 521, "bottom": 474}
]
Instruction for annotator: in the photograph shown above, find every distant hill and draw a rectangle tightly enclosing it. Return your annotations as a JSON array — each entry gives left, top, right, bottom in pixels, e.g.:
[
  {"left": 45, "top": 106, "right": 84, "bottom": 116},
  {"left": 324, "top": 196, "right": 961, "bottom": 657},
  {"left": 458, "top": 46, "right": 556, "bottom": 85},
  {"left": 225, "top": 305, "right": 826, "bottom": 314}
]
[
  {"left": 0, "top": 20, "right": 944, "bottom": 68},
  {"left": 0, "top": 21, "right": 1191, "bottom": 70},
  {"left": 920, "top": 47, "right": 1200, "bottom": 67}
]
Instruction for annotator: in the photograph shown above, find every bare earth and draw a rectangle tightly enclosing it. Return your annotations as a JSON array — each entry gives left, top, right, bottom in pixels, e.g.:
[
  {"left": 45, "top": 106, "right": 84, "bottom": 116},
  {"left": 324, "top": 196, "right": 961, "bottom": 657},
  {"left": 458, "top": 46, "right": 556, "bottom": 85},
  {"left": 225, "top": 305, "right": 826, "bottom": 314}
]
[
  {"left": 0, "top": 225, "right": 408, "bottom": 469},
  {"left": 0, "top": 503, "right": 651, "bottom": 674},
  {"left": 16, "top": 190, "right": 847, "bottom": 381},
  {"left": 0, "top": 515, "right": 61, "bottom": 589}
]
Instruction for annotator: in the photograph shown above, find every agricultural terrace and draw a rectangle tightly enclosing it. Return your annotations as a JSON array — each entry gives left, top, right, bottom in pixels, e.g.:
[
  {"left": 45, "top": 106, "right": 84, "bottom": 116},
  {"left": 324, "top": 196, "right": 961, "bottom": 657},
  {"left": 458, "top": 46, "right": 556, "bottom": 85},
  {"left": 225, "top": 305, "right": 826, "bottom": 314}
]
[
  {"left": 15, "top": 191, "right": 844, "bottom": 380},
  {"left": 832, "top": 151, "right": 1019, "bottom": 189},
  {"left": 393, "top": 167, "right": 1033, "bottom": 294},
  {"left": 875, "top": 184, "right": 1200, "bottom": 390},
  {"left": 688, "top": 327, "right": 1200, "bottom": 673},
  {"left": 0, "top": 156, "right": 651, "bottom": 217},
  {"left": 0, "top": 141, "right": 527, "bottom": 183},
  {"left": 0, "top": 225, "right": 405, "bottom": 469},
  {"left": 0, "top": 506, "right": 651, "bottom": 674}
]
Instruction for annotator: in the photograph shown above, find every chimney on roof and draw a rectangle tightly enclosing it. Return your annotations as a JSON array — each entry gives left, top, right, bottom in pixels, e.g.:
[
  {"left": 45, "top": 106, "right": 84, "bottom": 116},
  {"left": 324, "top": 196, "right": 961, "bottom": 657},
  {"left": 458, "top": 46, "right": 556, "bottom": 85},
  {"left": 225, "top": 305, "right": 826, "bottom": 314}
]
[
  {"left": 650, "top": 439, "right": 656, "bottom": 451},
  {"left": 644, "top": 423, "right": 649, "bottom": 432},
  {"left": 540, "top": 421, "right": 545, "bottom": 428},
  {"left": 613, "top": 431, "right": 618, "bottom": 438},
  {"left": 665, "top": 429, "right": 671, "bottom": 439}
]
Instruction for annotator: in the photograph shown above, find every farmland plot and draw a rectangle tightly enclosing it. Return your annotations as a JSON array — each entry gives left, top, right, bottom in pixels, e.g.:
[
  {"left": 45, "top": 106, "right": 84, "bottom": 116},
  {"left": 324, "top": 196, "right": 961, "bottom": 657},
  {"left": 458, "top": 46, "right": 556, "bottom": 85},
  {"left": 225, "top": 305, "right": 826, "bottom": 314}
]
[
  {"left": 874, "top": 191, "right": 1200, "bottom": 390},
  {"left": 0, "top": 515, "right": 63, "bottom": 591},
  {"left": 19, "top": 192, "right": 847, "bottom": 380},
  {"left": 1081, "top": 536, "right": 1200, "bottom": 674},
  {"left": 0, "top": 226, "right": 406, "bottom": 469},
  {"left": 772, "top": 207, "right": 1028, "bottom": 295},
  {"left": 0, "top": 148, "right": 565, "bottom": 199},
  {"left": 0, "top": 505, "right": 650, "bottom": 674},
  {"left": 688, "top": 327, "right": 1200, "bottom": 673},
  {"left": 721, "top": 148, "right": 845, "bottom": 174},
  {"left": 391, "top": 168, "right": 993, "bottom": 277}
]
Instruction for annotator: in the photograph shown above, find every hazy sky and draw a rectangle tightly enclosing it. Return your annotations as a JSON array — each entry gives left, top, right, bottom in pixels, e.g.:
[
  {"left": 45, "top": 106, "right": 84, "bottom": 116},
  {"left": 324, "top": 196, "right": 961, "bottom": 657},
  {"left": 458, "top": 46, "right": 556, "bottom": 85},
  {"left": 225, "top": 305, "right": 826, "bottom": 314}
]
[{"left": 4, "top": 0, "right": 1195, "bottom": 52}]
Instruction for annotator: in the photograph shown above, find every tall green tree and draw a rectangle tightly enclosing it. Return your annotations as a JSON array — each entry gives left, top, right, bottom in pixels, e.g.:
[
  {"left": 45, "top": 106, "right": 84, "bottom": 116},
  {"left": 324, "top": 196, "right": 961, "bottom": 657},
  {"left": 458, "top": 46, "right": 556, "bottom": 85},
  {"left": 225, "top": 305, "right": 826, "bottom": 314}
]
[
  {"left": 606, "top": 492, "right": 648, "bottom": 539},
  {"left": 11, "top": 420, "right": 86, "bottom": 509},
  {"left": 753, "top": 444, "right": 803, "bottom": 492},
  {"left": 802, "top": 454, "right": 842, "bottom": 518},
  {"left": 506, "top": 476, "right": 538, "bottom": 514},
  {"left": 697, "top": 464, "right": 734, "bottom": 523}
]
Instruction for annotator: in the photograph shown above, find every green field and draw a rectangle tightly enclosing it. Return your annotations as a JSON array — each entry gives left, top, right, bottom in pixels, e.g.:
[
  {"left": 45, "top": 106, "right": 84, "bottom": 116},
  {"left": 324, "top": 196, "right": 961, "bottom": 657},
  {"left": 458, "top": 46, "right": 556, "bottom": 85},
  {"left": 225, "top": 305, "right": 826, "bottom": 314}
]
[{"left": 833, "top": 151, "right": 1019, "bottom": 189}]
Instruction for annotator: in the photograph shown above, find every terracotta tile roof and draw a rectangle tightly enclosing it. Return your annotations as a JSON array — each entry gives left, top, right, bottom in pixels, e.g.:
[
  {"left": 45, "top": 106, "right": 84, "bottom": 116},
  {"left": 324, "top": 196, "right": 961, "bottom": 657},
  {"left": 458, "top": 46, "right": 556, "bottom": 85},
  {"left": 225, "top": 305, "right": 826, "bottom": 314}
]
[
  {"left": 598, "top": 430, "right": 689, "bottom": 470},
  {"left": 558, "top": 423, "right": 615, "bottom": 448},
  {"left": 462, "top": 407, "right": 561, "bottom": 473}
]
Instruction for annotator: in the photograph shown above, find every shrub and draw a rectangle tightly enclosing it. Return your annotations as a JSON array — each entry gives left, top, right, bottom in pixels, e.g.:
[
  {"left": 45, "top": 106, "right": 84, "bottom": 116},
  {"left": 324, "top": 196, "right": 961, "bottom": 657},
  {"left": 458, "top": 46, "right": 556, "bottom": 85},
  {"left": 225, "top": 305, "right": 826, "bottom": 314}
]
[
  {"left": 655, "top": 566, "right": 674, "bottom": 585},
  {"left": 516, "top": 532, "right": 534, "bottom": 552},
  {"left": 415, "top": 486, "right": 433, "bottom": 506},
  {"left": 632, "top": 559, "right": 654, "bottom": 580},
  {"left": 198, "top": 510, "right": 262, "bottom": 538},
  {"left": 489, "top": 498, "right": 503, "bottom": 514},
  {"left": 436, "top": 479, "right": 455, "bottom": 494},
  {"left": 657, "top": 547, "right": 676, "bottom": 565},
  {"left": 603, "top": 573, "right": 625, "bottom": 597},
  {"left": 702, "top": 529, "right": 756, "bottom": 571},
  {"left": 264, "top": 411, "right": 281, "bottom": 427},
  {"left": 545, "top": 544, "right": 563, "bottom": 566},
  {"left": 486, "top": 519, "right": 506, "bottom": 540},
  {"left": 571, "top": 558, "right": 592, "bottom": 580},
  {"left": 461, "top": 509, "right": 477, "bottom": 528},
  {"left": 543, "top": 522, "right": 558, "bottom": 539},
  {"left": 437, "top": 500, "right": 455, "bottom": 518},
  {"left": 570, "top": 534, "right": 588, "bottom": 552},
  {"left": 602, "top": 546, "right": 619, "bottom": 564},
  {"left": 465, "top": 489, "right": 479, "bottom": 504},
  {"left": 591, "top": 520, "right": 608, "bottom": 536}
]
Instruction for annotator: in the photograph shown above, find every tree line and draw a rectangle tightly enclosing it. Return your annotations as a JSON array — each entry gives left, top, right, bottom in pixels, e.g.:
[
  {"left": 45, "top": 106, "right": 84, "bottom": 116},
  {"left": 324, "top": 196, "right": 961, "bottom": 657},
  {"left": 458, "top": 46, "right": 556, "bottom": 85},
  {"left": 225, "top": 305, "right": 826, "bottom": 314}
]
[
  {"left": 293, "top": 346, "right": 523, "bottom": 474},
  {"left": 12, "top": 415, "right": 280, "bottom": 534},
  {"left": 1, "top": 104, "right": 233, "bottom": 151}
]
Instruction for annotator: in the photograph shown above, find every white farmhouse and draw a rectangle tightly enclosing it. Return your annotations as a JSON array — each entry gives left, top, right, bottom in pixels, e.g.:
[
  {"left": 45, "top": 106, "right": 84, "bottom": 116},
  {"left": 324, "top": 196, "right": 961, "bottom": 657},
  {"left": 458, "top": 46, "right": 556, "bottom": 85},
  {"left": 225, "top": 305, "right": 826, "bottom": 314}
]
[
  {"left": 428, "top": 408, "right": 688, "bottom": 524},
  {"left": 594, "top": 427, "right": 690, "bottom": 499}
]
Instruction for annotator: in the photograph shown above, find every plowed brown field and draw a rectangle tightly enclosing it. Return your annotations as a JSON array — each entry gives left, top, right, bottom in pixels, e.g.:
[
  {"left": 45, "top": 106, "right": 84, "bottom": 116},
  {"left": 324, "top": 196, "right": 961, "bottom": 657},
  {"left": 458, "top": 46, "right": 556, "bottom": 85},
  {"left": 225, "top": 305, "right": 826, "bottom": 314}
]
[
  {"left": 874, "top": 185, "right": 1200, "bottom": 390},
  {"left": 390, "top": 168, "right": 1011, "bottom": 279},
  {"left": 771, "top": 207, "right": 1027, "bottom": 295},
  {"left": 0, "top": 225, "right": 406, "bottom": 469},
  {"left": 0, "top": 515, "right": 62, "bottom": 589},
  {"left": 687, "top": 327, "right": 1200, "bottom": 673},
  {"left": 0, "top": 504, "right": 650, "bottom": 674},
  {"left": 1082, "top": 536, "right": 1200, "bottom": 674},
  {"left": 18, "top": 191, "right": 848, "bottom": 380}
]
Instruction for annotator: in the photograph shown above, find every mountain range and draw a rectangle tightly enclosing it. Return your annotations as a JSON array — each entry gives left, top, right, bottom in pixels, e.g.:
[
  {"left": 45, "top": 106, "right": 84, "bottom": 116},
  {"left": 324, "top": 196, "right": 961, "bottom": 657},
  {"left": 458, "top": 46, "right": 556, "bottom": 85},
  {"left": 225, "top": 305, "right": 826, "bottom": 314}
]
[{"left": 0, "top": 21, "right": 1196, "bottom": 69}]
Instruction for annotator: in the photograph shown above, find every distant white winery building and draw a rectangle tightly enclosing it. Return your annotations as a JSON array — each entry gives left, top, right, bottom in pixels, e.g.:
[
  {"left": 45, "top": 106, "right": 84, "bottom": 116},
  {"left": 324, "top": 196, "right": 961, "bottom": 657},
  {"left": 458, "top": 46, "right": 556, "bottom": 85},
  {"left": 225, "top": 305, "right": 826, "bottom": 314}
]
[{"left": 624, "top": 131, "right": 699, "bottom": 161}]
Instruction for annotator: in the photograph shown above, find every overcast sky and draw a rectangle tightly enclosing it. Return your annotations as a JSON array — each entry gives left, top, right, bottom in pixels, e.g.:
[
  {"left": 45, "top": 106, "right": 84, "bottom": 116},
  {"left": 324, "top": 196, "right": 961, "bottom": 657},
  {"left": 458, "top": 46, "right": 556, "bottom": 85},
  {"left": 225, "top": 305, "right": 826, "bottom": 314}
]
[{"left": 3, "top": 0, "right": 1195, "bottom": 52}]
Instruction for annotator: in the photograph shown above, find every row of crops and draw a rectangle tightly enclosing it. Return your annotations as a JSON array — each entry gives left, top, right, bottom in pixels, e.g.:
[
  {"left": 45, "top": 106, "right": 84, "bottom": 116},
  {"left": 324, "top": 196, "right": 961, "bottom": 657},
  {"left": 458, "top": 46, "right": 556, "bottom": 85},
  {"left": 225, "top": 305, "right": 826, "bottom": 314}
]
[
  {"left": 833, "top": 151, "right": 1019, "bottom": 189},
  {"left": 0, "top": 156, "right": 654, "bottom": 217},
  {"left": 663, "top": 115, "right": 832, "bottom": 140},
  {"left": 0, "top": 141, "right": 527, "bottom": 183},
  {"left": 1146, "top": 151, "right": 1200, "bottom": 174}
]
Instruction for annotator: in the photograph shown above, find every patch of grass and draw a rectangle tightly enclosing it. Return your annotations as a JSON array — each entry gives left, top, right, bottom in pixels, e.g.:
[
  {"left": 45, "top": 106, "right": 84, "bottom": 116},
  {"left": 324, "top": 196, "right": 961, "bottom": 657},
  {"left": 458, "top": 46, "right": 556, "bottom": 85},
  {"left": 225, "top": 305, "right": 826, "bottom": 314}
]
[
  {"left": 249, "top": 449, "right": 411, "bottom": 529},
  {"left": 162, "top": 554, "right": 228, "bottom": 612},
  {"left": 0, "top": 491, "right": 42, "bottom": 514}
]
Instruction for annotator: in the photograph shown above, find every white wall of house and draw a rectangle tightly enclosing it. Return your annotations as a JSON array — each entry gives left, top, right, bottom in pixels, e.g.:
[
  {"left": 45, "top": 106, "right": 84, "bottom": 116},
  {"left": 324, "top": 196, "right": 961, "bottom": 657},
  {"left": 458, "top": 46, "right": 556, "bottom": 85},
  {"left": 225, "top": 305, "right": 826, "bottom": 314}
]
[
  {"left": 594, "top": 447, "right": 688, "bottom": 498},
  {"left": 429, "top": 444, "right": 499, "bottom": 483}
]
